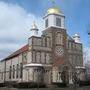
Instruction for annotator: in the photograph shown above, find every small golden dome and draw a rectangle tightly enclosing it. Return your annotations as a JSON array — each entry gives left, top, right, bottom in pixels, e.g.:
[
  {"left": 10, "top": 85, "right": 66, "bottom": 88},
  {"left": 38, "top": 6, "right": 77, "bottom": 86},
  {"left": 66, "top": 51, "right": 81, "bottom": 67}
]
[
  {"left": 73, "top": 33, "right": 80, "bottom": 38},
  {"left": 47, "top": 6, "right": 61, "bottom": 14},
  {"left": 31, "top": 21, "right": 38, "bottom": 31}
]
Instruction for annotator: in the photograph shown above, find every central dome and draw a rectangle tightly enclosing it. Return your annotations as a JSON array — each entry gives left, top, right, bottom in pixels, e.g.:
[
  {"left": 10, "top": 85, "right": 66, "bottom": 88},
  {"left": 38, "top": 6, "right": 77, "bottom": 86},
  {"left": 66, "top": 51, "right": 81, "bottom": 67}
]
[{"left": 47, "top": 6, "right": 61, "bottom": 14}]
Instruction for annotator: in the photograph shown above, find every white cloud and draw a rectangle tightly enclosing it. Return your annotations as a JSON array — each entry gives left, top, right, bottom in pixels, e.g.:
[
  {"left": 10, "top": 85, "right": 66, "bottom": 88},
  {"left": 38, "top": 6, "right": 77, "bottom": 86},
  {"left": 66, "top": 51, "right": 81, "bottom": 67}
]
[{"left": 0, "top": 1, "right": 44, "bottom": 60}]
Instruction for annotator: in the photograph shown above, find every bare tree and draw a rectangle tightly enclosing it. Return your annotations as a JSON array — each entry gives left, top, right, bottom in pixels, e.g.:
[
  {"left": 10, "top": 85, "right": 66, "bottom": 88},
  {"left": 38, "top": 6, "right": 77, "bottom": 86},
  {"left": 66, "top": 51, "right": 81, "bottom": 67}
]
[
  {"left": 85, "top": 61, "right": 90, "bottom": 81},
  {"left": 85, "top": 25, "right": 90, "bottom": 81}
]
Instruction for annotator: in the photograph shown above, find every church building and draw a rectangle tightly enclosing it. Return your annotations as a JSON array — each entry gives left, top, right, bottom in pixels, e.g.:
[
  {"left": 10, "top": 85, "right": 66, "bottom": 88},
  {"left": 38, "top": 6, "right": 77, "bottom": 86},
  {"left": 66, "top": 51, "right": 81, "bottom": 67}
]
[{"left": 0, "top": 5, "right": 86, "bottom": 86}]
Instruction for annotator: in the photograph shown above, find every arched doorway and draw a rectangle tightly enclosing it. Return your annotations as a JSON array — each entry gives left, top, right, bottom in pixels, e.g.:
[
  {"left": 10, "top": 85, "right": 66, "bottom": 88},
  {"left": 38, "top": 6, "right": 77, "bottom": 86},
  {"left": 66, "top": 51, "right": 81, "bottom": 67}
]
[{"left": 61, "top": 66, "right": 69, "bottom": 84}]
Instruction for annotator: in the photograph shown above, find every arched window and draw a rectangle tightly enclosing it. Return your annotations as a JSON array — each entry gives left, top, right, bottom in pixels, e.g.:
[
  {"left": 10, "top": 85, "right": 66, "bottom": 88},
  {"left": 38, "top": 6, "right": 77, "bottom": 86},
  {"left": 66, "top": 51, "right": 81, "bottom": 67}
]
[
  {"left": 13, "top": 65, "right": 15, "bottom": 78},
  {"left": 56, "top": 33, "right": 63, "bottom": 45},
  {"left": 41, "top": 52, "right": 45, "bottom": 63},
  {"left": 22, "top": 53, "right": 27, "bottom": 64},
  {"left": 20, "top": 63, "right": 23, "bottom": 78},
  {"left": 46, "top": 53, "right": 50, "bottom": 64},
  {"left": 9, "top": 66, "right": 12, "bottom": 79},
  {"left": 45, "top": 37, "right": 47, "bottom": 46},
  {"left": 16, "top": 64, "right": 19, "bottom": 78},
  {"left": 47, "top": 37, "right": 51, "bottom": 47},
  {"left": 36, "top": 52, "right": 41, "bottom": 63},
  {"left": 42, "top": 36, "right": 45, "bottom": 47},
  {"left": 32, "top": 51, "right": 36, "bottom": 63}
]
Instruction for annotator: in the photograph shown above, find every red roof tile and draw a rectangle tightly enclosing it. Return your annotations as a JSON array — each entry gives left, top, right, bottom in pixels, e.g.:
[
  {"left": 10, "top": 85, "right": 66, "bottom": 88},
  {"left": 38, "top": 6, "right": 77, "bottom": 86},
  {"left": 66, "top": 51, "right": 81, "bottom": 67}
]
[{"left": 4, "top": 44, "right": 28, "bottom": 60}]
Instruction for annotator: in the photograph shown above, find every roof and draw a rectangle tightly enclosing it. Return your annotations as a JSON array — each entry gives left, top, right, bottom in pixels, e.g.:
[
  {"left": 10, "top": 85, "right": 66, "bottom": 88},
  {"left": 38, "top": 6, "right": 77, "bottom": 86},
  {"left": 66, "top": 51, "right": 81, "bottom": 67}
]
[
  {"left": 67, "top": 35, "right": 74, "bottom": 42},
  {"left": 3, "top": 44, "right": 28, "bottom": 61}
]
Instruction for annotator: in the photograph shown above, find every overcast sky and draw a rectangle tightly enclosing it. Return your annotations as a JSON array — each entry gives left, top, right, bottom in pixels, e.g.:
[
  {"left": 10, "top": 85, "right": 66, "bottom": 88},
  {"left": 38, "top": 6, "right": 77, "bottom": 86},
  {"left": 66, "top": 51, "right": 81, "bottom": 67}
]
[{"left": 0, "top": 0, "right": 90, "bottom": 62}]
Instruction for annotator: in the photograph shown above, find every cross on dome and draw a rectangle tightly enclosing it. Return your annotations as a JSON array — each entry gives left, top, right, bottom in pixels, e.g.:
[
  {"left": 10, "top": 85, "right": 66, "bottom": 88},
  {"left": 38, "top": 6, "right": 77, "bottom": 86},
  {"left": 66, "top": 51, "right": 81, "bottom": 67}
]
[
  {"left": 47, "top": 0, "right": 62, "bottom": 15},
  {"left": 31, "top": 21, "right": 38, "bottom": 31}
]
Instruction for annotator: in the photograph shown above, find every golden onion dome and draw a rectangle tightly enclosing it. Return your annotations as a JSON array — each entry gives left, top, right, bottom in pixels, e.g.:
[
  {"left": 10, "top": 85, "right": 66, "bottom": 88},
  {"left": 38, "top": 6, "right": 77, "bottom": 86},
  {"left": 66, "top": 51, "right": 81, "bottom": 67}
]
[{"left": 47, "top": 6, "right": 61, "bottom": 15}]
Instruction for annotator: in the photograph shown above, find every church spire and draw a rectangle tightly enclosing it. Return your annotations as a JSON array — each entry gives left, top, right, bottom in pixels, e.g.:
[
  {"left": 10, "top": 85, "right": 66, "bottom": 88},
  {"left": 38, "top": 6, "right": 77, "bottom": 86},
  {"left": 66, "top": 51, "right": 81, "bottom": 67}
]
[{"left": 31, "top": 21, "right": 38, "bottom": 36}]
